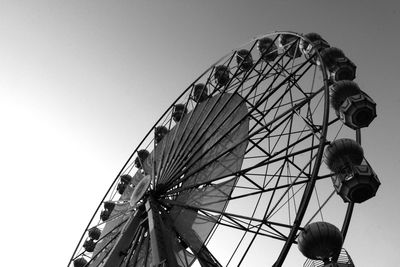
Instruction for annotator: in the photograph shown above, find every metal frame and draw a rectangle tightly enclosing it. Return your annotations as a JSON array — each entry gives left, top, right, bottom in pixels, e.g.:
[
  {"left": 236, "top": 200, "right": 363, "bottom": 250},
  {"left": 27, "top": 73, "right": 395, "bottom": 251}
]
[{"left": 69, "top": 31, "right": 357, "bottom": 267}]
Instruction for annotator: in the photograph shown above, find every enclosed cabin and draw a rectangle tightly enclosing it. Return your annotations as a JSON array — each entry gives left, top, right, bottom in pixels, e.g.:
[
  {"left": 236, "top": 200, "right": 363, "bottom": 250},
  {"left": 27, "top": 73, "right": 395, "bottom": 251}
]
[
  {"left": 324, "top": 138, "right": 380, "bottom": 203},
  {"left": 331, "top": 81, "right": 377, "bottom": 129},
  {"left": 214, "top": 65, "right": 230, "bottom": 86},
  {"left": 192, "top": 83, "right": 209, "bottom": 103},
  {"left": 88, "top": 227, "right": 101, "bottom": 240},
  {"left": 134, "top": 150, "right": 150, "bottom": 169},
  {"left": 320, "top": 47, "right": 356, "bottom": 82},
  {"left": 154, "top": 126, "right": 169, "bottom": 144},
  {"left": 103, "top": 200, "right": 115, "bottom": 211},
  {"left": 117, "top": 174, "right": 133, "bottom": 194},
  {"left": 298, "top": 222, "right": 344, "bottom": 265},
  {"left": 278, "top": 34, "right": 302, "bottom": 58},
  {"left": 172, "top": 104, "right": 188, "bottom": 122},
  {"left": 100, "top": 201, "right": 115, "bottom": 221},
  {"left": 299, "top": 222, "right": 355, "bottom": 267},
  {"left": 236, "top": 49, "right": 253, "bottom": 71},
  {"left": 257, "top": 37, "right": 278, "bottom": 62},
  {"left": 299, "top": 32, "right": 330, "bottom": 63},
  {"left": 83, "top": 238, "right": 96, "bottom": 252},
  {"left": 100, "top": 209, "right": 111, "bottom": 221}
]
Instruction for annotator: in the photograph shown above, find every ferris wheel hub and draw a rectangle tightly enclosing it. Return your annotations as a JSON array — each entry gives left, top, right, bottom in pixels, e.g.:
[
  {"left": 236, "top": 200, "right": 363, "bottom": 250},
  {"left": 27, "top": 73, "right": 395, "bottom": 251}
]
[{"left": 130, "top": 175, "right": 152, "bottom": 207}]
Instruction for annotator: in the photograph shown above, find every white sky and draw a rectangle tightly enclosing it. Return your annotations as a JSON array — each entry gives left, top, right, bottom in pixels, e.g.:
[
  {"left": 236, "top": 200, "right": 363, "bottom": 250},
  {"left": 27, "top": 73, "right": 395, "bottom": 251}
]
[{"left": 1, "top": 1, "right": 399, "bottom": 266}]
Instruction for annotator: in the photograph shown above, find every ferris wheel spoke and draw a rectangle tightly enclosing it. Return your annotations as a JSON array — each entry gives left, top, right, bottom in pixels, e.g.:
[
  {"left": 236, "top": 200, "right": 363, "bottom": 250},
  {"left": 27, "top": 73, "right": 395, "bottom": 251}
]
[
  {"left": 165, "top": 91, "right": 321, "bottom": 192},
  {"left": 237, "top": 57, "right": 289, "bottom": 117},
  {"left": 223, "top": 133, "right": 318, "bottom": 187},
  {"left": 162, "top": 54, "right": 278, "bottom": 179},
  {"left": 245, "top": 113, "right": 310, "bottom": 158},
  {"left": 166, "top": 84, "right": 233, "bottom": 166},
  {"left": 174, "top": 225, "right": 223, "bottom": 267},
  {"left": 158, "top": 91, "right": 245, "bottom": 184},
  {"left": 182, "top": 191, "right": 298, "bottom": 237},
  {"left": 156, "top": 100, "right": 207, "bottom": 181},
  {"left": 156, "top": 101, "right": 209, "bottom": 183},
  {"left": 101, "top": 207, "right": 146, "bottom": 267},
  {"left": 262, "top": 160, "right": 310, "bottom": 221},
  {"left": 253, "top": 56, "right": 310, "bottom": 114},
  {"left": 167, "top": 168, "right": 318, "bottom": 204},
  {"left": 282, "top": 105, "right": 298, "bottom": 225},
  {"left": 170, "top": 93, "right": 245, "bottom": 177},
  {"left": 243, "top": 139, "right": 322, "bottom": 178},
  {"left": 294, "top": 93, "right": 325, "bottom": 139},
  {"left": 164, "top": 199, "right": 293, "bottom": 242},
  {"left": 160, "top": 104, "right": 246, "bottom": 185},
  {"left": 305, "top": 65, "right": 319, "bottom": 126},
  {"left": 303, "top": 190, "right": 336, "bottom": 226},
  {"left": 83, "top": 230, "right": 122, "bottom": 266},
  {"left": 267, "top": 181, "right": 307, "bottom": 220},
  {"left": 255, "top": 65, "right": 314, "bottom": 128},
  {"left": 121, "top": 226, "right": 146, "bottom": 267},
  {"left": 264, "top": 110, "right": 293, "bottom": 156},
  {"left": 79, "top": 211, "right": 133, "bottom": 266},
  {"left": 153, "top": 95, "right": 208, "bottom": 179},
  {"left": 161, "top": 101, "right": 248, "bottom": 190},
  {"left": 163, "top": 134, "right": 321, "bottom": 196},
  {"left": 275, "top": 60, "right": 317, "bottom": 100},
  {"left": 250, "top": 78, "right": 316, "bottom": 146},
  {"left": 163, "top": 53, "right": 313, "bottom": 188},
  {"left": 162, "top": 50, "right": 313, "bottom": 186},
  {"left": 214, "top": 215, "right": 288, "bottom": 242},
  {"left": 270, "top": 64, "right": 307, "bottom": 99},
  {"left": 264, "top": 152, "right": 318, "bottom": 220},
  {"left": 125, "top": 232, "right": 151, "bottom": 266},
  {"left": 99, "top": 206, "right": 133, "bottom": 226},
  {"left": 83, "top": 208, "right": 135, "bottom": 265},
  {"left": 192, "top": 208, "right": 292, "bottom": 266},
  {"left": 226, "top": 171, "right": 269, "bottom": 265}
]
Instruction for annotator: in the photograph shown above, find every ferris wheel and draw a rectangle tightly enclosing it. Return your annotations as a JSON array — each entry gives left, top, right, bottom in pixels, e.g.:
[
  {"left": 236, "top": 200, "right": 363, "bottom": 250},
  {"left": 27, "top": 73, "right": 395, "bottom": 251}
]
[{"left": 68, "top": 31, "right": 380, "bottom": 267}]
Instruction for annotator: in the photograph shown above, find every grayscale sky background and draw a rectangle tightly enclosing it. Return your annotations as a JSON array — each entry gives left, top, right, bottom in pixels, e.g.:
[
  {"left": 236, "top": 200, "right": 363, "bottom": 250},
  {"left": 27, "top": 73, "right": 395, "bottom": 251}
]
[{"left": 0, "top": 1, "right": 399, "bottom": 266}]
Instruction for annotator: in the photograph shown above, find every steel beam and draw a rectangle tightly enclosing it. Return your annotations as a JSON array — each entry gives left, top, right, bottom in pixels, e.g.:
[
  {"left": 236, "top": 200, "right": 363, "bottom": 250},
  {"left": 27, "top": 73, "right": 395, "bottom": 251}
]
[{"left": 146, "top": 196, "right": 179, "bottom": 267}]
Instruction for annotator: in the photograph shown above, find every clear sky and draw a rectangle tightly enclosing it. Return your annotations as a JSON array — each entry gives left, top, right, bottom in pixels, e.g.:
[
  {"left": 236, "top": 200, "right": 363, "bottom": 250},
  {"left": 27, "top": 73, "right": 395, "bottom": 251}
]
[{"left": 0, "top": 1, "right": 399, "bottom": 266}]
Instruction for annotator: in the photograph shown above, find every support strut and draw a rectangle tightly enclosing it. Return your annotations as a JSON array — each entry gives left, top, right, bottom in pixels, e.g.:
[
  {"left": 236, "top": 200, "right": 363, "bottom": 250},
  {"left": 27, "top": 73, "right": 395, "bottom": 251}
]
[{"left": 146, "top": 196, "right": 179, "bottom": 267}]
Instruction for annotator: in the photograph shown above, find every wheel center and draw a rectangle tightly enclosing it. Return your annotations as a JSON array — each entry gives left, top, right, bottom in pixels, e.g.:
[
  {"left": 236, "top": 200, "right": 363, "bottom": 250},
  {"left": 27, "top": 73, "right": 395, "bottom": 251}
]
[{"left": 130, "top": 175, "right": 152, "bottom": 207}]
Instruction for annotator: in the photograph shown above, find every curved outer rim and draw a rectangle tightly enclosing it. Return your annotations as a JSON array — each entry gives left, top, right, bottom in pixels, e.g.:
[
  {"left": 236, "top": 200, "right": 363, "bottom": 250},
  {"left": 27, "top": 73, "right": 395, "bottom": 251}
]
[
  {"left": 270, "top": 31, "right": 331, "bottom": 267},
  {"left": 68, "top": 30, "right": 356, "bottom": 267}
]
